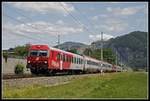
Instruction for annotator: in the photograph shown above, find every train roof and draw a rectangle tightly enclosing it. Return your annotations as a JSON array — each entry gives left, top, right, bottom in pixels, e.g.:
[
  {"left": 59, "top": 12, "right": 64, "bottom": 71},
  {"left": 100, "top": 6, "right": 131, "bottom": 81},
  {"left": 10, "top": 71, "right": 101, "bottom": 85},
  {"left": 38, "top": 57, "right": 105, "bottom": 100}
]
[
  {"left": 29, "top": 45, "right": 49, "bottom": 50},
  {"left": 50, "top": 47, "right": 83, "bottom": 58},
  {"left": 83, "top": 55, "right": 112, "bottom": 64},
  {"left": 30, "top": 44, "right": 83, "bottom": 58}
]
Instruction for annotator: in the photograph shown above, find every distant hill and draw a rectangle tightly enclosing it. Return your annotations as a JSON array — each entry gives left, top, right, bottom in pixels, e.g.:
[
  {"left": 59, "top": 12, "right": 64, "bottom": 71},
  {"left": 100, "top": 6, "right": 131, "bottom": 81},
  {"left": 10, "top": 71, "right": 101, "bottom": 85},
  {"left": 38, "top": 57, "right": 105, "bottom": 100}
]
[
  {"left": 92, "top": 31, "right": 148, "bottom": 70},
  {"left": 54, "top": 41, "right": 88, "bottom": 50},
  {"left": 52, "top": 31, "right": 147, "bottom": 70}
]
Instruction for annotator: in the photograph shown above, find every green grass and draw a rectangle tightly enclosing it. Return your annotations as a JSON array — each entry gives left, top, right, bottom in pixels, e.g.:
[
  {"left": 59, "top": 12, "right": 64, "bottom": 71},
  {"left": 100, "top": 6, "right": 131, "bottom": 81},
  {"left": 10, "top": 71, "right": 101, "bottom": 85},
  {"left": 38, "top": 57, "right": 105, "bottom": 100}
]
[{"left": 3, "top": 72, "right": 148, "bottom": 99}]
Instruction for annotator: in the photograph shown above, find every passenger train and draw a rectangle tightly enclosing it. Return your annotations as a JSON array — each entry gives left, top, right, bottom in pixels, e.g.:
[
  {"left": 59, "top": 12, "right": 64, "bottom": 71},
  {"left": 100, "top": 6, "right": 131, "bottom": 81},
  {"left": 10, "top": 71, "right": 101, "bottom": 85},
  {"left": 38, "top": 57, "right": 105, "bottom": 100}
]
[{"left": 26, "top": 45, "right": 123, "bottom": 75}]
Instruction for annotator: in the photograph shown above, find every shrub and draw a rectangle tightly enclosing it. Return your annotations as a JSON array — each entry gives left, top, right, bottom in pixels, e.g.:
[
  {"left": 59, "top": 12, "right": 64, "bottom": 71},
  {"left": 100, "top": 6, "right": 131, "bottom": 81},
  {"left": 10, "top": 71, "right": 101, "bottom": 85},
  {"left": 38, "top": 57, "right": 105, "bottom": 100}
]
[{"left": 14, "top": 64, "right": 24, "bottom": 75}]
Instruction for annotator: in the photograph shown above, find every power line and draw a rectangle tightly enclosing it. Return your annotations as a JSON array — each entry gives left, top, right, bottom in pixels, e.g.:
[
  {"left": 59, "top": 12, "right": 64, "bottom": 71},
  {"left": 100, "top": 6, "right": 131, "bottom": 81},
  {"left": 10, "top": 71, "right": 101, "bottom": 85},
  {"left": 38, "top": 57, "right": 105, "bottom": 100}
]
[
  {"left": 4, "top": 5, "right": 59, "bottom": 34},
  {"left": 70, "top": 3, "right": 98, "bottom": 35},
  {"left": 101, "top": 32, "right": 103, "bottom": 61},
  {"left": 59, "top": 2, "right": 95, "bottom": 35},
  {"left": 4, "top": 5, "right": 63, "bottom": 47},
  {"left": 3, "top": 27, "right": 45, "bottom": 42},
  {"left": 3, "top": 13, "right": 51, "bottom": 44}
]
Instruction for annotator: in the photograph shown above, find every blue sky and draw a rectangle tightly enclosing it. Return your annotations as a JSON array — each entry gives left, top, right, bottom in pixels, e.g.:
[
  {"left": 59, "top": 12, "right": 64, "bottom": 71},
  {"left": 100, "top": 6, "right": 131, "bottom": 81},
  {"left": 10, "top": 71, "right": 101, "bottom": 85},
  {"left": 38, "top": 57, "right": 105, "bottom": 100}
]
[{"left": 2, "top": 2, "right": 148, "bottom": 50}]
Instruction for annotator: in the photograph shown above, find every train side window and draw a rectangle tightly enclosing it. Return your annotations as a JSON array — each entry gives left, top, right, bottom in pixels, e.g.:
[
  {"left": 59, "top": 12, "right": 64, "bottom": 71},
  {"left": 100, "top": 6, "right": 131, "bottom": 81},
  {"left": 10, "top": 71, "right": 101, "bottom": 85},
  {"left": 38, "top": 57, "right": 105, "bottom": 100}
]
[
  {"left": 66, "top": 56, "right": 69, "bottom": 62},
  {"left": 73, "top": 57, "right": 75, "bottom": 63},
  {"left": 57, "top": 53, "right": 60, "bottom": 60},
  {"left": 72, "top": 57, "right": 73, "bottom": 63},
  {"left": 51, "top": 51, "right": 54, "bottom": 58},
  {"left": 63, "top": 54, "right": 65, "bottom": 62},
  {"left": 81, "top": 59, "right": 83, "bottom": 64},
  {"left": 68, "top": 56, "right": 70, "bottom": 62},
  {"left": 74, "top": 57, "right": 76, "bottom": 64},
  {"left": 69, "top": 57, "right": 72, "bottom": 63},
  {"left": 64, "top": 55, "right": 67, "bottom": 62},
  {"left": 79, "top": 59, "right": 81, "bottom": 64}
]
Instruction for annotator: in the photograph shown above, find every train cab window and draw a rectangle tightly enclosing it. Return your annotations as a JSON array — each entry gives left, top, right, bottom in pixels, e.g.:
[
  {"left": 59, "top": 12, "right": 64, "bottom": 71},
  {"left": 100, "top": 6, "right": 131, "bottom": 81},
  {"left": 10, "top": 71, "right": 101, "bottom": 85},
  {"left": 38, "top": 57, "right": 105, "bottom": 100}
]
[
  {"left": 30, "top": 50, "right": 38, "bottom": 56},
  {"left": 39, "top": 50, "right": 48, "bottom": 56},
  {"left": 30, "top": 50, "right": 48, "bottom": 57}
]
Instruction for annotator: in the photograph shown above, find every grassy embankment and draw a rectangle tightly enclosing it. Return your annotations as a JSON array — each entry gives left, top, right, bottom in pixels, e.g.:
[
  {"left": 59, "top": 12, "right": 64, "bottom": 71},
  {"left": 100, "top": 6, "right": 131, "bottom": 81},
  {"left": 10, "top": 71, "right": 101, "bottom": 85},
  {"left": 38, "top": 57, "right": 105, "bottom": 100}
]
[{"left": 3, "top": 72, "right": 148, "bottom": 99}]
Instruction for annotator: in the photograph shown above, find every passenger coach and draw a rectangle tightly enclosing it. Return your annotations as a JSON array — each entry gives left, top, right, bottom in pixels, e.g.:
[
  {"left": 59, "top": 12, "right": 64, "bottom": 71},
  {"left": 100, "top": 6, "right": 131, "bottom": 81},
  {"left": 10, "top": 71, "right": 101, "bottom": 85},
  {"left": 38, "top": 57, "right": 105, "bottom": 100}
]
[{"left": 26, "top": 44, "right": 123, "bottom": 75}]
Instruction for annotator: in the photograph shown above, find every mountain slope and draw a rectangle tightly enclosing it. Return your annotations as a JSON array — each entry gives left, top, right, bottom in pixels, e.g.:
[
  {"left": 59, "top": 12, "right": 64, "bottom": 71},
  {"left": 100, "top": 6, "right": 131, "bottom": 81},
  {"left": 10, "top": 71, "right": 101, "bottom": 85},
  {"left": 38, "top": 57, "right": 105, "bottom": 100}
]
[
  {"left": 93, "top": 31, "right": 148, "bottom": 69},
  {"left": 54, "top": 41, "right": 88, "bottom": 50}
]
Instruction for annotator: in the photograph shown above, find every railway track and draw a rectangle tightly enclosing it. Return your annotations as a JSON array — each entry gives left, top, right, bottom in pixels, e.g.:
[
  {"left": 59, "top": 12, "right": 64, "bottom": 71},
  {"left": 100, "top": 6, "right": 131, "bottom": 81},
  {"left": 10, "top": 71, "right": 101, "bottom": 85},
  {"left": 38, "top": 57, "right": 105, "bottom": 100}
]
[
  {"left": 2, "top": 73, "right": 102, "bottom": 88},
  {"left": 2, "top": 72, "right": 86, "bottom": 80},
  {"left": 2, "top": 74, "right": 43, "bottom": 80}
]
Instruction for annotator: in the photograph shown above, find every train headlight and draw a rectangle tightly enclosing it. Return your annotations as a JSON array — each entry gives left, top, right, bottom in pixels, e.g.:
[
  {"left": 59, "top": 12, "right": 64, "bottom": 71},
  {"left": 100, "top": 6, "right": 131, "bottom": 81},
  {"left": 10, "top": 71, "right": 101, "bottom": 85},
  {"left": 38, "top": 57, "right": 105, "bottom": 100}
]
[
  {"left": 44, "top": 61, "right": 47, "bottom": 64},
  {"left": 28, "top": 61, "right": 30, "bottom": 63}
]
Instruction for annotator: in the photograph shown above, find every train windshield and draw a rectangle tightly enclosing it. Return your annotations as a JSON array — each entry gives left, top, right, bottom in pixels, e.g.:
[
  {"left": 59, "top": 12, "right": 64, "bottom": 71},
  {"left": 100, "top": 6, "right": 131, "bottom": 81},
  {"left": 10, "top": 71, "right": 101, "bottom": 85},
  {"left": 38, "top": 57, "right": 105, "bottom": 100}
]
[{"left": 29, "top": 50, "right": 48, "bottom": 57}]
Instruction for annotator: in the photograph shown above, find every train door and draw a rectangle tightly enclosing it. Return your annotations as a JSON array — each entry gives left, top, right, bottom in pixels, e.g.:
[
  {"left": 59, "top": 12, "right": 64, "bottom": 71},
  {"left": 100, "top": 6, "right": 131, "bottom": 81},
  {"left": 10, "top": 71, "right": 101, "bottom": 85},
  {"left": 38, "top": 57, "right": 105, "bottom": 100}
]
[
  {"left": 83, "top": 56, "right": 86, "bottom": 71},
  {"left": 60, "top": 53, "right": 63, "bottom": 70},
  {"left": 56, "top": 52, "right": 63, "bottom": 70}
]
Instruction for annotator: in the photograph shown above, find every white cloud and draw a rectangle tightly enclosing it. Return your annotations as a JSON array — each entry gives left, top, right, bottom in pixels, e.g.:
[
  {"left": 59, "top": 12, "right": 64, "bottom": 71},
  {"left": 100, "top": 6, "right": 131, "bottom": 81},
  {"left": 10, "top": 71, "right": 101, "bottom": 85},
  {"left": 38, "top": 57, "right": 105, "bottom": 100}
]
[
  {"left": 106, "top": 6, "right": 143, "bottom": 16},
  {"left": 89, "top": 34, "right": 114, "bottom": 41},
  {"left": 56, "top": 20, "right": 64, "bottom": 25},
  {"left": 3, "top": 21, "right": 83, "bottom": 36},
  {"left": 9, "top": 2, "right": 75, "bottom": 14},
  {"left": 91, "top": 14, "right": 108, "bottom": 21},
  {"left": 91, "top": 16, "right": 98, "bottom": 21},
  {"left": 16, "top": 16, "right": 24, "bottom": 20},
  {"left": 100, "top": 18, "right": 128, "bottom": 33},
  {"left": 99, "top": 14, "right": 108, "bottom": 18}
]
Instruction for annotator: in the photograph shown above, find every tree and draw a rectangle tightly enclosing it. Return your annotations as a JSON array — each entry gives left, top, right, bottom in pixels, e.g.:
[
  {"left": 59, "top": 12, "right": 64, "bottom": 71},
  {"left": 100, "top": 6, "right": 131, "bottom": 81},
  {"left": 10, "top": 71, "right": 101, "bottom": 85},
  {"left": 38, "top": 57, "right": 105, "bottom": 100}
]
[
  {"left": 83, "top": 48, "right": 116, "bottom": 64},
  {"left": 14, "top": 45, "right": 30, "bottom": 57},
  {"left": 66, "top": 48, "right": 78, "bottom": 54},
  {"left": 83, "top": 48, "right": 92, "bottom": 56},
  {"left": 3, "top": 51, "right": 8, "bottom": 63}
]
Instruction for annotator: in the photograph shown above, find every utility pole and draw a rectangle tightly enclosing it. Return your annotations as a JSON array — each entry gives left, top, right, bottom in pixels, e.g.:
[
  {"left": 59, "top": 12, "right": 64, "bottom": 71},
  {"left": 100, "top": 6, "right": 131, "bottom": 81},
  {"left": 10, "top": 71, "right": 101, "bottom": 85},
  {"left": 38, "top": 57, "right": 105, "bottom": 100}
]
[
  {"left": 57, "top": 34, "right": 60, "bottom": 49},
  {"left": 115, "top": 49, "right": 117, "bottom": 66},
  {"left": 101, "top": 32, "right": 103, "bottom": 61}
]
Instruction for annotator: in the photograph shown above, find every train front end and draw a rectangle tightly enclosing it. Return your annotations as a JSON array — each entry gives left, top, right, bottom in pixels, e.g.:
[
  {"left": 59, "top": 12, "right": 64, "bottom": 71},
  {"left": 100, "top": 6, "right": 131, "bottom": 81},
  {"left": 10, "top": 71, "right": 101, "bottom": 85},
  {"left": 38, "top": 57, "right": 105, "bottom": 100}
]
[{"left": 26, "top": 45, "right": 50, "bottom": 75}]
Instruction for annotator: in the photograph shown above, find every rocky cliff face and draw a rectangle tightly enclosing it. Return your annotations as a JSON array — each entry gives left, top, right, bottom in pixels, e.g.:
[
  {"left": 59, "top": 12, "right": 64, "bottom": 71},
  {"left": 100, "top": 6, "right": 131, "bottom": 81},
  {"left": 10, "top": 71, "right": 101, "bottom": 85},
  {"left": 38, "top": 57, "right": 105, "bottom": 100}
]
[{"left": 92, "top": 31, "right": 148, "bottom": 69}]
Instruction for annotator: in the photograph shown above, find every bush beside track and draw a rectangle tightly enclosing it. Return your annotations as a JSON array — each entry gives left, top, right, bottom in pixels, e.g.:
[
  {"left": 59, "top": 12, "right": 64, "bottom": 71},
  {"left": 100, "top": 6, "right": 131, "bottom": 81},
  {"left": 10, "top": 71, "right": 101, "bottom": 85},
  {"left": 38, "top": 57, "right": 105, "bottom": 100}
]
[{"left": 3, "top": 72, "right": 148, "bottom": 99}]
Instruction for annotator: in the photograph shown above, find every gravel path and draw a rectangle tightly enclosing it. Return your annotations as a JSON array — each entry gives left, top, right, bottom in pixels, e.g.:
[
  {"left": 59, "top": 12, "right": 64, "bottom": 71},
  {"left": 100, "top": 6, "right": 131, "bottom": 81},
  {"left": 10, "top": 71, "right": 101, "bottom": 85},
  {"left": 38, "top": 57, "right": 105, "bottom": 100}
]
[{"left": 2, "top": 74, "right": 101, "bottom": 88}]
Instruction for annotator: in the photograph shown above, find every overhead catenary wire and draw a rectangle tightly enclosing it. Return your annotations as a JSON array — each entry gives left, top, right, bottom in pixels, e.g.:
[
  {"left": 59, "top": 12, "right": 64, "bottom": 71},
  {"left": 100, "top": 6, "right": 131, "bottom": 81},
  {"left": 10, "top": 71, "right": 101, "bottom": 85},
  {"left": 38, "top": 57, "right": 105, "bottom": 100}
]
[
  {"left": 59, "top": 2, "right": 95, "bottom": 35},
  {"left": 4, "top": 4, "right": 71, "bottom": 46},
  {"left": 4, "top": 4, "right": 60, "bottom": 34},
  {"left": 3, "top": 27, "right": 48, "bottom": 43},
  {"left": 70, "top": 3, "right": 98, "bottom": 35},
  {"left": 3, "top": 13, "right": 51, "bottom": 44}
]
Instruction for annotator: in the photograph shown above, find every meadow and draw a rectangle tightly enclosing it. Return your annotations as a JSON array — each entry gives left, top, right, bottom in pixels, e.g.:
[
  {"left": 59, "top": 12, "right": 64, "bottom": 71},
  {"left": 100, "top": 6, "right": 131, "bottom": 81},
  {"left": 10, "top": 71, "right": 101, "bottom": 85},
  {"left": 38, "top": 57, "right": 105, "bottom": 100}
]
[{"left": 3, "top": 72, "right": 148, "bottom": 99}]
